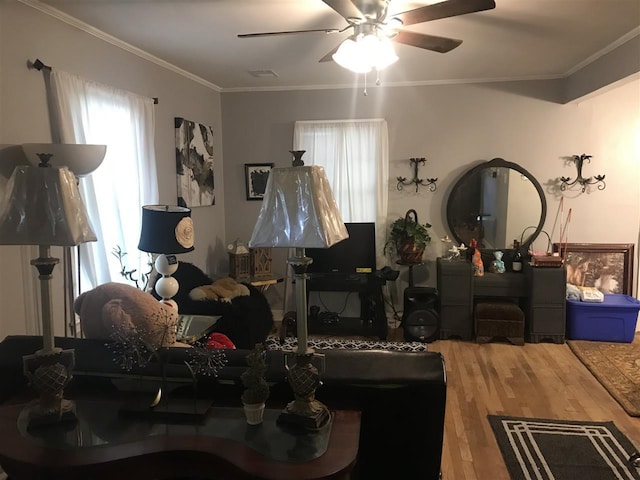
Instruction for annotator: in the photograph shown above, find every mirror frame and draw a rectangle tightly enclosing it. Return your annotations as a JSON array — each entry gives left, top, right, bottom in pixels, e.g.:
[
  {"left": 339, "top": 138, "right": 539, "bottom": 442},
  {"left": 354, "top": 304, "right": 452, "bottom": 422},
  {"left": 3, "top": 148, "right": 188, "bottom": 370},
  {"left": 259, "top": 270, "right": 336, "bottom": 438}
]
[{"left": 446, "top": 158, "right": 547, "bottom": 252}]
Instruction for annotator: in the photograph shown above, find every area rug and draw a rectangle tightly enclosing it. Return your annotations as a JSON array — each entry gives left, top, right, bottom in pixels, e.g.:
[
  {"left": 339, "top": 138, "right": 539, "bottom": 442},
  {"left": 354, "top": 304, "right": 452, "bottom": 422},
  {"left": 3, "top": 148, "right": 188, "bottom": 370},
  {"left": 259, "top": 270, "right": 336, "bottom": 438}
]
[
  {"left": 488, "top": 416, "right": 640, "bottom": 480},
  {"left": 568, "top": 334, "right": 640, "bottom": 417}
]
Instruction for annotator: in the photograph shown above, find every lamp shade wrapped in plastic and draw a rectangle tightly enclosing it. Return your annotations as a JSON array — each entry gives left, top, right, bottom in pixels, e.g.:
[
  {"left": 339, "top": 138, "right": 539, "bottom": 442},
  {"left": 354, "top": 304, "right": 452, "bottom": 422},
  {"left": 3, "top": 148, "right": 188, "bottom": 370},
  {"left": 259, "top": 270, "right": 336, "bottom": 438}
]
[
  {"left": 138, "top": 205, "right": 194, "bottom": 254},
  {"left": 249, "top": 166, "right": 348, "bottom": 249},
  {"left": 0, "top": 164, "right": 97, "bottom": 246}
]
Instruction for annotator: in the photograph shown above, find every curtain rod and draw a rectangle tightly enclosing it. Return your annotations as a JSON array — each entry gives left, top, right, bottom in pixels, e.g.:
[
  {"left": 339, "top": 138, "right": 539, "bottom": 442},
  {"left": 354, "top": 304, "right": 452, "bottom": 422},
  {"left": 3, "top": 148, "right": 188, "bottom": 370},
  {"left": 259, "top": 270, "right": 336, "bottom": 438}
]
[{"left": 30, "top": 58, "right": 159, "bottom": 105}]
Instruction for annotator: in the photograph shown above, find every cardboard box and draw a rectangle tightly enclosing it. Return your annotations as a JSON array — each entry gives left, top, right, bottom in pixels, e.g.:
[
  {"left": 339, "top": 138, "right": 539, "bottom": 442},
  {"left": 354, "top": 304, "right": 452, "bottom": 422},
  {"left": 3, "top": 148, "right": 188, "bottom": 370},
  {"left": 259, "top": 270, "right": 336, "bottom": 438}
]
[{"left": 566, "top": 294, "right": 640, "bottom": 342}]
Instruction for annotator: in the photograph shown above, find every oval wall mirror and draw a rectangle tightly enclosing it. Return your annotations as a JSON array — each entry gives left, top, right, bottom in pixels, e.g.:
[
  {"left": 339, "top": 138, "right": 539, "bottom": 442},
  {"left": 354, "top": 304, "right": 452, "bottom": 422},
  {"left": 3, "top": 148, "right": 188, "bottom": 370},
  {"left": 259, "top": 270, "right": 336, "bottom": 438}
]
[{"left": 446, "top": 158, "right": 547, "bottom": 251}]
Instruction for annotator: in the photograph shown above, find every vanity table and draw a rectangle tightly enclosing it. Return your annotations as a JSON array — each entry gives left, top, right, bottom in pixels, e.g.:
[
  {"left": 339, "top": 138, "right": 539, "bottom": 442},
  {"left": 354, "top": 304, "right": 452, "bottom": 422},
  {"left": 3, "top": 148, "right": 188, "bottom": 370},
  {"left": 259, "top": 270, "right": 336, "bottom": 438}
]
[
  {"left": 439, "top": 158, "right": 566, "bottom": 343},
  {"left": 437, "top": 257, "right": 566, "bottom": 343}
]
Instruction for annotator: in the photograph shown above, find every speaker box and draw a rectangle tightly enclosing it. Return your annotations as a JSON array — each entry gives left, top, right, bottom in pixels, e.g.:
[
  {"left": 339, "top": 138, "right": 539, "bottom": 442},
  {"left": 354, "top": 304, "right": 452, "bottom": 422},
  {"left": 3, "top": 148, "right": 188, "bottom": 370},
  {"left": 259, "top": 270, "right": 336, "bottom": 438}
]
[{"left": 402, "top": 287, "right": 439, "bottom": 343}]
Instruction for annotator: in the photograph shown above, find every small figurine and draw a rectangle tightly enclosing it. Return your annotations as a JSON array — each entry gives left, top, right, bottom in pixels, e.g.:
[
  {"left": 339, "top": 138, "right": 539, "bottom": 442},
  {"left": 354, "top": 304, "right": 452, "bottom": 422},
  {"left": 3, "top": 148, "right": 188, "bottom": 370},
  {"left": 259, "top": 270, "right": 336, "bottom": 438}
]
[
  {"left": 446, "top": 245, "right": 460, "bottom": 261},
  {"left": 471, "top": 240, "right": 484, "bottom": 277},
  {"left": 440, "top": 235, "right": 453, "bottom": 258},
  {"left": 490, "top": 250, "right": 506, "bottom": 274}
]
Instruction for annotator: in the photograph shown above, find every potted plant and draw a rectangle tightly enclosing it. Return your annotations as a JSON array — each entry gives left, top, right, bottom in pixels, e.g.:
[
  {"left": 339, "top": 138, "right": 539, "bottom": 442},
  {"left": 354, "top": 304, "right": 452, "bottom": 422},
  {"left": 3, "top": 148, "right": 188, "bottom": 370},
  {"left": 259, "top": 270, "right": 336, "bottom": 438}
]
[
  {"left": 385, "top": 209, "right": 432, "bottom": 264},
  {"left": 240, "top": 343, "right": 270, "bottom": 425}
]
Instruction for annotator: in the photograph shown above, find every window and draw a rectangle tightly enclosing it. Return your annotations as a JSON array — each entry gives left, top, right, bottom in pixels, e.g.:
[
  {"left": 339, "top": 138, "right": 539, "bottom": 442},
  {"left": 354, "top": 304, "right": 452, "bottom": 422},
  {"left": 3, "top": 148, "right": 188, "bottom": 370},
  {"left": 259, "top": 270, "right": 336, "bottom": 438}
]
[
  {"left": 293, "top": 119, "right": 389, "bottom": 266},
  {"left": 49, "top": 69, "right": 158, "bottom": 292}
]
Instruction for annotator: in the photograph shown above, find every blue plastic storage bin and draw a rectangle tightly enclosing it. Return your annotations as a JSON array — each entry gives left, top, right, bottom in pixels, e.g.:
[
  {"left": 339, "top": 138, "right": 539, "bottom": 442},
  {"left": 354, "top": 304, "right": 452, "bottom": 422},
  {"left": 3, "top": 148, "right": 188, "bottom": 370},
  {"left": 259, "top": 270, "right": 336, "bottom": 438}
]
[{"left": 566, "top": 294, "right": 640, "bottom": 342}]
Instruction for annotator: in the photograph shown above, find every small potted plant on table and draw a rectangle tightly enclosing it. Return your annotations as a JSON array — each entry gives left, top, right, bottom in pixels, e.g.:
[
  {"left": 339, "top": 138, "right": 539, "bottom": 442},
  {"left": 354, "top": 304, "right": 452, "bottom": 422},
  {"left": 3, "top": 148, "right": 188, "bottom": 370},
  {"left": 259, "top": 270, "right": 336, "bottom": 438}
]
[{"left": 241, "top": 343, "right": 270, "bottom": 425}]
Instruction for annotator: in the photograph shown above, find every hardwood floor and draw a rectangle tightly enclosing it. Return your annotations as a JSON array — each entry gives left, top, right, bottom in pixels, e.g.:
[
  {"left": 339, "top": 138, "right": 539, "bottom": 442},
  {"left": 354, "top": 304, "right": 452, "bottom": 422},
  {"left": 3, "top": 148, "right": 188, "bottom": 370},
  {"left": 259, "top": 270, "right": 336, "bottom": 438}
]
[
  {"left": 417, "top": 334, "right": 640, "bottom": 480},
  {"left": 264, "top": 321, "right": 639, "bottom": 478}
]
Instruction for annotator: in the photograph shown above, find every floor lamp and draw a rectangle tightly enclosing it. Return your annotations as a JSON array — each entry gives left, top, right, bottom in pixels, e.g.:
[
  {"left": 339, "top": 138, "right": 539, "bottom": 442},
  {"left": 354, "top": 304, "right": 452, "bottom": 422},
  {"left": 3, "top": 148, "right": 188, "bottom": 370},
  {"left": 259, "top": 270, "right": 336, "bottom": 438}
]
[
  {"left": 22, "top": 143, "right": 107, "bottom": 338},
  {"left": 249, "top": 157, "right": 348, "bottom": 430},
  {"left": 0, "top": 156, "right": 97, "bottom": 427}
]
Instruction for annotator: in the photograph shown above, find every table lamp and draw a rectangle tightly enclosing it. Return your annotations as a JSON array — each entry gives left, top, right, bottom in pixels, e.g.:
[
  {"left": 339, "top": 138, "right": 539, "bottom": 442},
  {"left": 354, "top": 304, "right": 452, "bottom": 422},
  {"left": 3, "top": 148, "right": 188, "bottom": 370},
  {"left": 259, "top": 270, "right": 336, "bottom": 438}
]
[
  {"left": 249, "top": 154, "right": 348, "bottom": 430},
  {"left": 138, "top": 205, "right": 194, "bottom": 311},
  {"left": 0, "top": 155, "right": 97, "bottom": 426}
]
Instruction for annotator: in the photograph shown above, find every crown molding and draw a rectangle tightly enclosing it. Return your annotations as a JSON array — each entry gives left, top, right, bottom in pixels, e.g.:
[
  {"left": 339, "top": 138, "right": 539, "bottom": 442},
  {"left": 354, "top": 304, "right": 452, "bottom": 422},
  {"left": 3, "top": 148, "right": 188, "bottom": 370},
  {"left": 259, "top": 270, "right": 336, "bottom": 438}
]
[
  {"left": 17, "top": 0, "right": 639, "bottom": 95},
  {"left": 565, "top": 27, "right": 640, "bottom": 76},
  {"left": 18, "top": 0, "right": 222, "bottom": 92}
]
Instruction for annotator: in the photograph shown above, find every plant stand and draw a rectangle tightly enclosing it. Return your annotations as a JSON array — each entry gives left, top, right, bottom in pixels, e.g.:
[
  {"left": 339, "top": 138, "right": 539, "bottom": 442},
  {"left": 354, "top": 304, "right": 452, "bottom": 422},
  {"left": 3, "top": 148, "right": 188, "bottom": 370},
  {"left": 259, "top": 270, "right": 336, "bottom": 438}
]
[{"left": 397, "top": 260, "right": 423, "bottom": 288}]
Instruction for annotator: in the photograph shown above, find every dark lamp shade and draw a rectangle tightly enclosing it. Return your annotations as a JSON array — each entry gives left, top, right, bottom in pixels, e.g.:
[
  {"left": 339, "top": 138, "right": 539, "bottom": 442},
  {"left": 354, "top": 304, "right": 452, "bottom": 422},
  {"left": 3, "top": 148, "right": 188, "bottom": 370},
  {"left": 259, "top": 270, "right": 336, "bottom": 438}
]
[
  {"left": 0, "top": 164, "right": 97, "bottom": 246},
  {"left": 249, "top": 166, "right": 348, "bottom": 249},
  {"left": 138, "top": 205, "right": 194, "bottom": 254}
]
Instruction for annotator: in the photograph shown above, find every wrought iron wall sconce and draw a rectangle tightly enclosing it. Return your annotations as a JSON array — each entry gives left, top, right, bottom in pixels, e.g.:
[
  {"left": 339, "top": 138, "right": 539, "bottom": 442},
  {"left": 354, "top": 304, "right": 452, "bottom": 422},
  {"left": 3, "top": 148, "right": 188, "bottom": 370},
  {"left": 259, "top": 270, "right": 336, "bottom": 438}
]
[
  {"left": 397, "top": 157, "right": 437, "bottom": 192},
  {"left": 560, "top": 154, "right": 606, "bottom": 192}
]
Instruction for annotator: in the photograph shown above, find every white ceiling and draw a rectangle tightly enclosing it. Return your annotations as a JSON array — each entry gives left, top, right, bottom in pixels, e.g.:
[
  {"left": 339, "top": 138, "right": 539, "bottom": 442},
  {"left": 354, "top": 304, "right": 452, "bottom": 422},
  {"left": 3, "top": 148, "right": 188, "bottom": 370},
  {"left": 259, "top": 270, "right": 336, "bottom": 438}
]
[{"left": 34, "top": 0, "right": 640, "bottom": 91}]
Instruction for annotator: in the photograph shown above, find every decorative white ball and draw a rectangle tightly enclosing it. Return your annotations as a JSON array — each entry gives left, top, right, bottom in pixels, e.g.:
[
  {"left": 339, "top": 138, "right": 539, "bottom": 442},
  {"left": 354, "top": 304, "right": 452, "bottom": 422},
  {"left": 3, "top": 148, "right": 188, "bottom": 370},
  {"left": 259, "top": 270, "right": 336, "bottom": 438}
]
[
  {"left": 155, "top": 254, "right": 179, "bottom": 276},
  {"left": 155, "top": 276, "right": 179, "bottom": 300}
]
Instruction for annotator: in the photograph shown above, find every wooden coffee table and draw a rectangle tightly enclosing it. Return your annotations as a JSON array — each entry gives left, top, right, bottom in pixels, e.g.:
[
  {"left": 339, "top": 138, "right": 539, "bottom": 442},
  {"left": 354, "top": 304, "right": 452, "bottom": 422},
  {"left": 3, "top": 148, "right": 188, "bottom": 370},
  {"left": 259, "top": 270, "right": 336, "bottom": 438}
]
[{"left": 0, "top": 399, "right": 360, "bottom": 480}]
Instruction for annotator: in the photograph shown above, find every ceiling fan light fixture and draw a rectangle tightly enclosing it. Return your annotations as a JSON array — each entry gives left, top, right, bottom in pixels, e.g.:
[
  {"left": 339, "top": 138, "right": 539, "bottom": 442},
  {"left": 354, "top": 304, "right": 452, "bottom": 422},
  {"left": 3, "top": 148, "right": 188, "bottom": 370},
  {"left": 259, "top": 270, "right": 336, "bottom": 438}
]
[
  {"left": 333, "top": 38, "right": 371, "bottom": 73},
  {"left": 332, "top": 33, "right": 398, "bottom": 74},
  {"left": 371, "top": 35, "right": 399, "bottom": 70}
]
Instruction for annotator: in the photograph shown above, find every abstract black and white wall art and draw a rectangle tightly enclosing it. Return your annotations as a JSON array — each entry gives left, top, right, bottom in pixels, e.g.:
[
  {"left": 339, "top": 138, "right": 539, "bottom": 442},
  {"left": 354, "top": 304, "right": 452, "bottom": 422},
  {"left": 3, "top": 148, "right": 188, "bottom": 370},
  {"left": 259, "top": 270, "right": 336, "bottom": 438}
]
[{"left": 175, "top": 117, "right": 215, "bottom": 207}]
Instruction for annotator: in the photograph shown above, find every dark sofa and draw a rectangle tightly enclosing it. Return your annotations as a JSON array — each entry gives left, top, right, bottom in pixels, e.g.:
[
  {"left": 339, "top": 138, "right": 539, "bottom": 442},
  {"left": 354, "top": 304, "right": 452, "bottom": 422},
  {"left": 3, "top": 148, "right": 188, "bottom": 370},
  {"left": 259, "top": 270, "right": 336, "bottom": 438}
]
[
  {"left": 0, "top": 335, "right": 446, "bottom": 480},
  {"left": 153, "top": 261, "right": 275, "bottom": 350}
]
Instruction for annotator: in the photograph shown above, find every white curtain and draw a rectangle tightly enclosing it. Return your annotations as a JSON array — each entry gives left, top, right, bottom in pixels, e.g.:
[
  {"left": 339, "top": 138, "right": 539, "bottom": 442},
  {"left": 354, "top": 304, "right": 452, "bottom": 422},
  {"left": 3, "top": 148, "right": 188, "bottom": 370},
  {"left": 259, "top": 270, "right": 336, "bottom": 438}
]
[
  {"left": 293, "top": 119, "right": 389, "bottom": 268},
  {"left": 49, "top": 69, "right": 158, "bottom": 291}
]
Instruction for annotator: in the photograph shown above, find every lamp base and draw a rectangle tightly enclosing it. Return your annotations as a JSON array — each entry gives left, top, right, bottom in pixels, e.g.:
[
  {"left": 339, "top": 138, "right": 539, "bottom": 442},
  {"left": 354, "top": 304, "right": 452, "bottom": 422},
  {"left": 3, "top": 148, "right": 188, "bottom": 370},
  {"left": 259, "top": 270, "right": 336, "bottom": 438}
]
[
  {"left": 277, "top": 352, "right": 331, "bottom": 431},
  {"left": 22, "top": 348, "right": 77, "bottom": 428},
  {"left": 277, "top": 401, "right": 331, "bottom": 431},
  {"left": 154, "top": 254, "right": 180, "bottom": 312},
  {"left": 120, "top": 394, "right": 212, "bottom": 423},
  {"left": 23, "top": 398, "right": 77, "bottom": 430}
]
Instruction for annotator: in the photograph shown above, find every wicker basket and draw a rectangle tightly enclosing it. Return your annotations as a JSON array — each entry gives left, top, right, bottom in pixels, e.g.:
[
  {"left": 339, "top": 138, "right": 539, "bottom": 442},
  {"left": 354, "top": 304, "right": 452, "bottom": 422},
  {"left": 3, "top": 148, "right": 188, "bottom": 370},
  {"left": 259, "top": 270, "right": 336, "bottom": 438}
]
[{"left": 397, "top": 209, "right": 426, "bottom": 265}]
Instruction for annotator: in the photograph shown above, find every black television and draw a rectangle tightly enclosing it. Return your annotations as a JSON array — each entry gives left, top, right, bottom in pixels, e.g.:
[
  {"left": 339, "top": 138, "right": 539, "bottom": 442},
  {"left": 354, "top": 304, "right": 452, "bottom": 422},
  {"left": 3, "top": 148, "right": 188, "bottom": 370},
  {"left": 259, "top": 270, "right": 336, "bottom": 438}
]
[{"left": 306, "top": 222, "right": 377, "bottom": 274}]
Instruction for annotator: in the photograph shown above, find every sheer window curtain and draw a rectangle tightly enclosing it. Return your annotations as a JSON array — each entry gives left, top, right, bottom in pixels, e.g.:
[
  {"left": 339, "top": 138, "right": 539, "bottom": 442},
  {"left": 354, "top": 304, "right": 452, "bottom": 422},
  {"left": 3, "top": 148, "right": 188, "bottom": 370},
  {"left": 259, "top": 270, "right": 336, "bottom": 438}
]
[
  {"left": 49, "top": 69, "right": 158, "bottom": 292},
  {"left": 293, "top": 119, "right": 389, "bottom": 267}
]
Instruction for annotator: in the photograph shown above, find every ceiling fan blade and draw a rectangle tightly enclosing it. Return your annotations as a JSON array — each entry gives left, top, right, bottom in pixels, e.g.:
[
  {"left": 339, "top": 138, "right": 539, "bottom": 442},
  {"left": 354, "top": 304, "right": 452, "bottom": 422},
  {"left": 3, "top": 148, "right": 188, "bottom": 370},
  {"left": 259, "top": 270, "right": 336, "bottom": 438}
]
[
  {"left": 319, "top": 42, "right": 343, "bottom": 63},
  {"left": 396, "top": 0, "right": 496, "bottom": 26},
  {"left": 393, "top": 30, "right": 462, "bottom": 53},
  {"left": 238, "top": 28, "right": 340, "bottom": 38},
  {"left": 322, "top": 0, "right": 365, "bottom": 20}
]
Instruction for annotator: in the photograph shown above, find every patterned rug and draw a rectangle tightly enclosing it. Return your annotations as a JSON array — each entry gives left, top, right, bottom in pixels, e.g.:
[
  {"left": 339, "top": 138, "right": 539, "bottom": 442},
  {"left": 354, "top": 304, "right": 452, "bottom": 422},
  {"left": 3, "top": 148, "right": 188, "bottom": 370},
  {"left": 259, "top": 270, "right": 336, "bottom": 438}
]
[
  {"left": 489, "top": 416, "right": 640, "bottom": 480},
  {"left": 568, "top": 334, "right": 640, "bottom": 417},
  {"left": 264, "top": 335, "right": 428, "bottom": 352}
]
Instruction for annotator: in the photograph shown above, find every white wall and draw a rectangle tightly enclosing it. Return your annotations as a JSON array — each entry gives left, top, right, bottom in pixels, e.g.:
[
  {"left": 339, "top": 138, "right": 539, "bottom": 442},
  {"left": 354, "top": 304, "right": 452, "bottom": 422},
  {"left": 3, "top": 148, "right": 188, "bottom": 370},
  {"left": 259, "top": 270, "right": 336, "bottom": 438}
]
[
  {"left": 0, "top": 2, "right": 225, "bottom": 340},
  {"left": 1, "top": 2, "right": 638, "bottom": 339},
  {"left": 221, "top": 79, "right": 640, "bottom": 307}
]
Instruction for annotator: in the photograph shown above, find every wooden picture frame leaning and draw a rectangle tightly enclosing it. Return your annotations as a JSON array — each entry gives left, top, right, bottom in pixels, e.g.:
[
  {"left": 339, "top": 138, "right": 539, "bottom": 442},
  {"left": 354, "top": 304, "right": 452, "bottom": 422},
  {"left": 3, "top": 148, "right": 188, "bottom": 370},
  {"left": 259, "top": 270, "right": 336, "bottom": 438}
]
[{"left": 552, "top": 243, "right": 634, "bottom": 295}]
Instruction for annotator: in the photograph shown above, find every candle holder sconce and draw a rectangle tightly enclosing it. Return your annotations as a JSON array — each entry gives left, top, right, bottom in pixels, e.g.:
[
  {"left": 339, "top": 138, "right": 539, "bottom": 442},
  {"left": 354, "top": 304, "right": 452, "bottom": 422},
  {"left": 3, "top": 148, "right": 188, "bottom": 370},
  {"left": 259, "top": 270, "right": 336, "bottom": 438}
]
[
  {"left": 397, "top": 157, "right": 437, "bottom": 192},
  {"left": 560, "top": 154, "right": 606, "bottom": 193}
]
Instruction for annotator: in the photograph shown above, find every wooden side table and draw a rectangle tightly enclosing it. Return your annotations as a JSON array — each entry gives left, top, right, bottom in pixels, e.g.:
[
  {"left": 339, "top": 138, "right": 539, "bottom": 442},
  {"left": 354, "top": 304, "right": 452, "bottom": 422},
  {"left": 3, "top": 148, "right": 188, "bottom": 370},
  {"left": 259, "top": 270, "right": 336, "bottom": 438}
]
[
  {"left": 249, "top": 274, "right": 283, "bottom": 294},
  {"left": 0, "top": 400, "right": 360, "bottom": 480}
]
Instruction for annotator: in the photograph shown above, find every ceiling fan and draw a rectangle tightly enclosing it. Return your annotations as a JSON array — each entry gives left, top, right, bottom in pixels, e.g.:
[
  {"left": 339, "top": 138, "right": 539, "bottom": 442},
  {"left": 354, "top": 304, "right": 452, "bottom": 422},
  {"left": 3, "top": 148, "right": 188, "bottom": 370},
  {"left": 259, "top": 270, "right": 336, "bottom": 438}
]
[{"left": 238, "top": 0, "right": 496, "bottom": 72}]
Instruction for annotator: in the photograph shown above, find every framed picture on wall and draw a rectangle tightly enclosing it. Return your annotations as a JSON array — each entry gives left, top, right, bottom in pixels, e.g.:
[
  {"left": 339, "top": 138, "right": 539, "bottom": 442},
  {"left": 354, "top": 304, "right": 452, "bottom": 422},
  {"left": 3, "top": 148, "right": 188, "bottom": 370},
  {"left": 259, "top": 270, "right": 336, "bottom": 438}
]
[
  {"left": 245, "top": 163, "right": 274, "bottom": 200},
  {"left": 175, "top": 117, "right": 215, "bottom": 207},
  {"left": 552, "top": 243, "right": 635, "bottom": 294}
]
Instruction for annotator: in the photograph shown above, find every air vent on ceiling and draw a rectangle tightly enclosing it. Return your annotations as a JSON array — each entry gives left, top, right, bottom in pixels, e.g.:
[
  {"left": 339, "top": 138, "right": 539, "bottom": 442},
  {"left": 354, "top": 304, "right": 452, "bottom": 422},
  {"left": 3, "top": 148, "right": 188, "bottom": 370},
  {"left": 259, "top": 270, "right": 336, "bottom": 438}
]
[{"left": 249, "top": 69, "right": 279, "bottom": 78}]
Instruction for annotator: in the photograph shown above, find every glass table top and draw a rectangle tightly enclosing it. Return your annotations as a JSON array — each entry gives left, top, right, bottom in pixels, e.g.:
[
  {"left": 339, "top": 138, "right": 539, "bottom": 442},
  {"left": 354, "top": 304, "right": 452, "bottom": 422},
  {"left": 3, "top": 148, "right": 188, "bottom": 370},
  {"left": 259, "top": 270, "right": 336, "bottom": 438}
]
[{"left": 18, "top": 399, "right": 332, "bottom": 463}]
